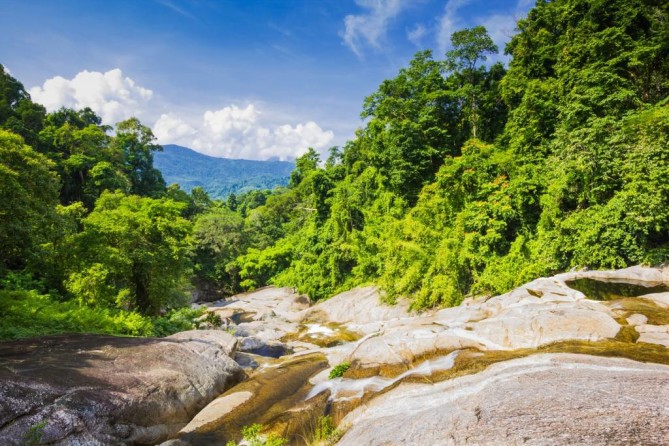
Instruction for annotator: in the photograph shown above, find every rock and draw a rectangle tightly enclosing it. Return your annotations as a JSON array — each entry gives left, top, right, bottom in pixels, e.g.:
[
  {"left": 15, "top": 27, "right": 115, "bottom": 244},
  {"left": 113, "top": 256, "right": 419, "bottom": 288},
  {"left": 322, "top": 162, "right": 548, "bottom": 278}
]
[
  {"left": 556, "top": 265, "right": 669, "bottom": 284},
  {"left": 642, "top": 292, "right": 669, "bottom": 308},
  {"left": 0, "top": 331, "right": 245, "bottom": 445},
  {"left": 340, "top": 278, "right": 620, "bottom": 376},
  {"left": 304, "top": 287, "right": 414, "bottom": 334},
  {"left": 468, "top": 305, "right": 620, "bottom": 349},
  {"left": 626, "top": 313, "right": 649, "bottom": 326},
  {"left": 636, "top": 324, "right": 669, "bottom": 347},
  {"left": 338, "top": 354, "right": 669, "bottom": 446}
]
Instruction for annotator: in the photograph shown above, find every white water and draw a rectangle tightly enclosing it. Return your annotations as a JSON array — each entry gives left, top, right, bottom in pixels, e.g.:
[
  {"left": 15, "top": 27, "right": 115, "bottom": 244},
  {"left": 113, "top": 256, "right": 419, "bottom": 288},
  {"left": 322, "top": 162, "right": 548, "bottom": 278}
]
[
  {"left": 306, "top": 350, "right": 460, "bottom": 402},
  {"left": 305, "top": 323, "right": 336, "bottom": 336}
]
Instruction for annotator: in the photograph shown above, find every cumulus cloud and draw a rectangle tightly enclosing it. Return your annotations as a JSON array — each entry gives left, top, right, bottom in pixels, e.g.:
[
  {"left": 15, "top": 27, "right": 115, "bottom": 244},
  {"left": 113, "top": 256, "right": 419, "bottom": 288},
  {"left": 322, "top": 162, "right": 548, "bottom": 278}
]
[
  {"left": 341, "top": 0, "right": 408, "bottom": 57},
  {"left": 153, "top": 113, "right": 196, "bottom": 142},
  {"left": 29, "top": 69, "right": 153, "bottom": 125},
  {"left": 153, "top": 103, "right": 334, "bottom": 161}
]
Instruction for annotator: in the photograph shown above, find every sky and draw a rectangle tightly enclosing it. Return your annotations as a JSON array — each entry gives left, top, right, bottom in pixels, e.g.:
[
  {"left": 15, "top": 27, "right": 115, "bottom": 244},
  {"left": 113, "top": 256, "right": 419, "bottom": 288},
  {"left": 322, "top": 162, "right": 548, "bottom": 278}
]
[{"left": 1, "top": 0, "right": 533, "bottom": 160}]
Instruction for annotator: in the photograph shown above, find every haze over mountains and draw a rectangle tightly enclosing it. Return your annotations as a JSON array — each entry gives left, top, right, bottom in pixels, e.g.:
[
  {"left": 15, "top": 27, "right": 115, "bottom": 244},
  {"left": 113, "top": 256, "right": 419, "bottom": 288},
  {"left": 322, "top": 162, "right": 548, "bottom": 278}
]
[{"left": 154, "top": 144, "right": 295, "bottom": 199}]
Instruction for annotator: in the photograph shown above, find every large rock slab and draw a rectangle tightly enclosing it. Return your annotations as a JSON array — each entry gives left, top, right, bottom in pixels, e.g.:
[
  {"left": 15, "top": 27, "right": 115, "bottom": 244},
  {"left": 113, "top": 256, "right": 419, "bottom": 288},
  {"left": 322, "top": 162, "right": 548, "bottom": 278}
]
[
  {"left": 338, "top": 353, "right": 669, "bottom": 445},
  {"left": 304, "top": 287, "right": 414, "bottom": 334},
  {"left": 0, "top": 331, "right": 245, "bottom": 445}
]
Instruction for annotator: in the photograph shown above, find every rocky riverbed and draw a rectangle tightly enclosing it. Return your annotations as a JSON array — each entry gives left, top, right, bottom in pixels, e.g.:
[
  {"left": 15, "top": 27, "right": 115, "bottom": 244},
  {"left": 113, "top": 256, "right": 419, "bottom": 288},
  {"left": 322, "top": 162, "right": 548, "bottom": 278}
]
[{"left": 2, "top": 265, "right": 669, "bottom": 445}]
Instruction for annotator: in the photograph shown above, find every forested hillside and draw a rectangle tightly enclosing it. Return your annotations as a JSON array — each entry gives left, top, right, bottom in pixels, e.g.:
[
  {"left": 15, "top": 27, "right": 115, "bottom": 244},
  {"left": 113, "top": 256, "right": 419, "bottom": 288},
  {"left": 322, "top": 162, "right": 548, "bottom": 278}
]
[
  {"left": 228, "top": 0, "right": 669, "bottom": 306},
  {"left": 1, "top": 0, "right": 667, "bottom": 340},
  {"left": 154, "top": 144, "right": 294, "bottom": 199}
]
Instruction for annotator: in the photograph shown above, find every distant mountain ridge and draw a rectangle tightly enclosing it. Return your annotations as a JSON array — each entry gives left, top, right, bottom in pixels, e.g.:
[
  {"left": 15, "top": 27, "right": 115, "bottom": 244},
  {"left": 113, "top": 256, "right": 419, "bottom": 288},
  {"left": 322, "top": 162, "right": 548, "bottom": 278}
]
[{"left": 154, "top": 144, "right": 294, "bottom": 199}]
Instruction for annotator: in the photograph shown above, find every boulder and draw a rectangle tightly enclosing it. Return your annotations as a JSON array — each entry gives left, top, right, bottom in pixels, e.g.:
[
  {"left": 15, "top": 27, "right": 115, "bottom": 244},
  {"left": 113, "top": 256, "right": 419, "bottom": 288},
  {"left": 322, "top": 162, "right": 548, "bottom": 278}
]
[
  {"left": 338, "top": 353, "right": 669, "bottom": 446},
  {"left": 636, "top": 324, "right": 669, "bottom": 347},
  {"left": 304, "top": 287, "right": 414, "bottom": 334},
  {"left": 0, "top": 331, "right": 245, "bottom": 445}
]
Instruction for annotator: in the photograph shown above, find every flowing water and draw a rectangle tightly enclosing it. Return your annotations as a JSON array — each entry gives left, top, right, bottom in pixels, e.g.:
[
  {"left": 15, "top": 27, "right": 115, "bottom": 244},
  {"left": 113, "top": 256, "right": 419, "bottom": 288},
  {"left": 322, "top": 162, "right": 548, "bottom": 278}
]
[{"left": 306, "top": 351, "right": 460, "bottom": 402}]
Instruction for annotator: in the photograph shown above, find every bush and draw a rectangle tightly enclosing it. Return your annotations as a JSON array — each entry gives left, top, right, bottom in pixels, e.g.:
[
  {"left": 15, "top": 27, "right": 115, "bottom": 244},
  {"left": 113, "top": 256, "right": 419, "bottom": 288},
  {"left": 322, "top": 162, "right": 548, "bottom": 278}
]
[
  {"left": 329, "top": 362, "right": 350, "bottom": 379},
  {"left": 0, "top": 290, "right": 206, "bottom": 340}
]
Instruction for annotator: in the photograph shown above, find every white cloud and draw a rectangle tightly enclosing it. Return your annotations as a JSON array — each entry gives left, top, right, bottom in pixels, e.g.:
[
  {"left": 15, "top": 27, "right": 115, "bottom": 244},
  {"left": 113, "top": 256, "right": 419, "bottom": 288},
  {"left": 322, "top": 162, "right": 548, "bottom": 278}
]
[
  {"left": 153, "top": 113, "right": 196, "bottom": 142},
  {"left": 436, "top": 0, "right": 471, "bottom": 54},
  {"left": 341, "top": 0, "right": 408, "bottom": 57},
  {"left": 480, "top": 14, "right": 517, "bottom": 57},
  {"left": 436, "top": 0, "right": 529, "bottom": 62},
  {"left": 407, "top": 23, "right": 427, "bottom": 47},
  {"left": 29, "top": 68, "right": 153, "bottom": 125},
  {"left": 153, "top": 103, "right": 334, "bottom": 161}
]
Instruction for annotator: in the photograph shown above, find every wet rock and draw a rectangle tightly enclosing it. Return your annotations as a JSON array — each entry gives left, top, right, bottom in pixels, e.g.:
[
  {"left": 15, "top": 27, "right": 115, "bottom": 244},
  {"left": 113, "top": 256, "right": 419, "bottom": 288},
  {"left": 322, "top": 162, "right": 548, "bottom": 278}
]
[
  {"left": 166, "top": 353, "right": 328, "bottom": 445},
  {"left": 338, "top": 354, "right": 669, "bottom": 446},
  {"left": 0, "top": 331, "right": 245, "bottom": 445}
]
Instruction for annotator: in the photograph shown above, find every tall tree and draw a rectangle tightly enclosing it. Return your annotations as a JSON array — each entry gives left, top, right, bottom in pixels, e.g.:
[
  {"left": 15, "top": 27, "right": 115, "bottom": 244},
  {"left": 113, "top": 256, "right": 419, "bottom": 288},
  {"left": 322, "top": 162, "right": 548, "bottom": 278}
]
[
  {"left": 446, "top": 26, "right": 499, "bottom": 139},
  {"left": 113, "top": 118, "right": 166, "bottom": 197}
]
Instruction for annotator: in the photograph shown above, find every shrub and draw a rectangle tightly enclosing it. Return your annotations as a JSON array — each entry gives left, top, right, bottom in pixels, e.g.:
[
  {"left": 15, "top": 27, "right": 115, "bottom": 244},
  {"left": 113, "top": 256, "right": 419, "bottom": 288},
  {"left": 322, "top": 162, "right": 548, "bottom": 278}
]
[{"left": 329, "top": 362, "right": 350, "bottom": 379}]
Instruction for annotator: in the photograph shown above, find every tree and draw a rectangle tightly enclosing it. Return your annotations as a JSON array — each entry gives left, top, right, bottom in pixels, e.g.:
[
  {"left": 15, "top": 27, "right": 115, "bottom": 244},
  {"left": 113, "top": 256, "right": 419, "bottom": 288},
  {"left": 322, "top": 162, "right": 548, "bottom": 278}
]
[
  {"left": 0, "top": 130, "right": 60, "bottom": 270},
  {"left": 67, "top": 192, "right": 193, "bottom": 315},
  {"left": 446, "top": 26, "right": 499, "bottom": 138},
  {"left": 193, "top": 207, "right": 248, "bottom": 297},
  {"left": 289, "top": 148, "right": 320, "bottom": 187},
  {"left": 0, "top": 65, "right": 46, "bottom": 149},
  {"left": 113, "top": 118, "right": 166, "bottom": 197}
]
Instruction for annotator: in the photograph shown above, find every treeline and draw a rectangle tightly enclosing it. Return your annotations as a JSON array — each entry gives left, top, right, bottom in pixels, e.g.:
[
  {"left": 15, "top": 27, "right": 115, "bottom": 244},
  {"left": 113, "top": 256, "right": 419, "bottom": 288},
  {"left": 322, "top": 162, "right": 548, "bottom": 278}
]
[
  {"left": 227, "top": 0, "right": 669, "bottom": 306},
  {"left": 0, "top": 67, "right": 235, "bottom": 337},
  {"left": 1, "top": 0, "right": 668, "bottom": 340}
]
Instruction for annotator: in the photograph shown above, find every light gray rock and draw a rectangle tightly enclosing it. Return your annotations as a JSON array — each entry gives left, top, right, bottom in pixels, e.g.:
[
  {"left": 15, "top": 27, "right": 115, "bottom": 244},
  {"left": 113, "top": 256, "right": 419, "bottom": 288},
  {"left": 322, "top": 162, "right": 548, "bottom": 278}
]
[
  {"left": 556, "top": 265, "right": 669, "bottom": 284},
  {"left": 0, "top": 331, "right": 245, "bottom": 445},
  {"left": 305, "top": 287, "right": 415, "bottom": 334},
  {"left": 338, "top": 354, "right": 669, "bottom": 446},
  {"left": 626, "top": 313, "right": 649, "bottom": 326},
  {"left": 636, "top": 324, "right": 669, "bottom": 347}
]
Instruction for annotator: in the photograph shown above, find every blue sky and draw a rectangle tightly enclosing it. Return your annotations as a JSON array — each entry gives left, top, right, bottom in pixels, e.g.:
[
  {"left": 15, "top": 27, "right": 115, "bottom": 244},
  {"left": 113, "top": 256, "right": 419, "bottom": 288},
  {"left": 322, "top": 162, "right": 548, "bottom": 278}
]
[{"left": 1, "top": 0, "right": 533, "bottom": 160}]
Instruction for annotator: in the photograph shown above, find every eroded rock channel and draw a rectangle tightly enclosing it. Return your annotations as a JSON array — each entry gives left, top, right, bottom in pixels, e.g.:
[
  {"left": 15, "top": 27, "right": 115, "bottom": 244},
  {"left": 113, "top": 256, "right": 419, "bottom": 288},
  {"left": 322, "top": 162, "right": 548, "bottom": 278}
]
[{"left": 2, "top": 266, "right": 669, "bottom": 445}]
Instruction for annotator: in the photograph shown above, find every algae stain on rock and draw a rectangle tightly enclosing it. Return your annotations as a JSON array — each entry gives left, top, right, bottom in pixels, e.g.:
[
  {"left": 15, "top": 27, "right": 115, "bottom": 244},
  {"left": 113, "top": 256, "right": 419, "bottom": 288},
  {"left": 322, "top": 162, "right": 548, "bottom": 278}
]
[{"left": 566, "top": 278, "right": 669, "bottom": 301}]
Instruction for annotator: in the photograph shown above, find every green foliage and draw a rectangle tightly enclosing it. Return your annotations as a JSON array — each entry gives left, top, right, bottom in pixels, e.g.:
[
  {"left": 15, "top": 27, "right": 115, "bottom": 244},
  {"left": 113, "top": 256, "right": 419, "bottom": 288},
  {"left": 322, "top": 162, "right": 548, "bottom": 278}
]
[
  {"left": 0, "top": 289, "right": 205, "bottom": 341},
  {"left": 0, "top": 290, "right": 153, "bottom": 339},
  {"left": 311, "top": 415, "right": 344, "bottom": 446},
  {"left": 240, "top": 424, "right": 287, "bottom": 446},
  {"left": 151, "top": 307, "right": 207, "bottom": 337},
  {"left": 113, "top": 118, "right": 166, "bottom": 197},
  {"left": 2, "top": 0, "right": 668, "bottom": 341},
  {"left": 220, "top": 1, "right": 669, "bottom": 310},
  {"left": 21, "top": 420, "right": 47, "bottom": 446},
  {"left": 0, "top": 130, "right": 60, "bottom": 270},
  {"left": 66, "top": 191, "right": 193, "bottom": 315},
  {"left": 329, "top": 362, "right": 350, "bottom": 379}
]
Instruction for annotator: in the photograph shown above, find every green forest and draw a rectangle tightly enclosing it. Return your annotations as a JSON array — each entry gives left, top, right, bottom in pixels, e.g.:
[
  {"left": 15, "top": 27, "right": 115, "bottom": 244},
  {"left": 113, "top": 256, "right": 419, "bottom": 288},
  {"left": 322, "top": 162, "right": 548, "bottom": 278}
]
[{"left": 1, "top": 0, "right": 668, "bottom": 339}]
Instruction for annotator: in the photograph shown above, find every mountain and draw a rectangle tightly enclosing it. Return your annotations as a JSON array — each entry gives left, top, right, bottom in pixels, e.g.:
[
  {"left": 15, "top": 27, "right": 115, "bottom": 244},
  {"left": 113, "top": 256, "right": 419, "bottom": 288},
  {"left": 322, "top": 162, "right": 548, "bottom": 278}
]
[{"left": 154, "top": 144, "right": 295, "bottom": 199}]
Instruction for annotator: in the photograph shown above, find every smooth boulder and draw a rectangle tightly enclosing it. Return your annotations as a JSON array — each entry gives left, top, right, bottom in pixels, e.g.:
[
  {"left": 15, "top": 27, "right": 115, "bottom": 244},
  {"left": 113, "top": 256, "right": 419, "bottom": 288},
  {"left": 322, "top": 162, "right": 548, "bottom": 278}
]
[
  {"left": 0, "top": 330, "right": 245, "bottom": 445},
  {"left": 338, "top": 353, "right": 669, "bottom": 445}
]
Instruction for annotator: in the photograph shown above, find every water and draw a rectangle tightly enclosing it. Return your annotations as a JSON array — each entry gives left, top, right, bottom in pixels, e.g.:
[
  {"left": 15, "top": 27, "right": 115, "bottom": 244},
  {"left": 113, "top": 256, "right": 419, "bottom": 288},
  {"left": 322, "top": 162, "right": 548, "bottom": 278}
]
[
  {"left": 246, "top": 344, "right": 293, "bottom": 358},
  {"left": 306, "top": 351, "right": 460, "bottom": 402},
  {"left": 565, "top": 278, "right": 669, "bottom": 301}
]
